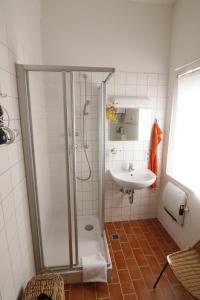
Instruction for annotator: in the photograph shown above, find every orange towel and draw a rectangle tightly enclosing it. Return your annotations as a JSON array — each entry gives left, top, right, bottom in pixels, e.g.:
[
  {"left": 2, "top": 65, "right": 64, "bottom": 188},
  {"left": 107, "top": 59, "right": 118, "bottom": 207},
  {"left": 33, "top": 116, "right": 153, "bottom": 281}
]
[{"left": 149, "top": 121, "right": 162, "bottom": 188}]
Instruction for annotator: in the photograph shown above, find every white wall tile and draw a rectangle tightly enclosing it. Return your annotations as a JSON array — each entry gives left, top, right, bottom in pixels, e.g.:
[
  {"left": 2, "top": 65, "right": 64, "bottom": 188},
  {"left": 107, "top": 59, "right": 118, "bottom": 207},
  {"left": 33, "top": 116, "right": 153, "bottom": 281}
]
[
  {"left": 125, "top": 85, "right": 137, "bottom": 96},
  {"left": 138, "top": 73, "right": 148, "bottom": 85},
  {"left": 105, "top": 71, "right": 167, "bottom": 221},
  {"left": 0, "top": 206, "right": 4, "bottom": 231},
  {"left": 115, "top": 72, "right": 126, "bottom": 85},
  {"left": 148, "top": 73, "right": 158, "bottom": 86},
  {"left": 0, "top": 170, "right": 12, "bottom": 200},
  {"left": 0, "top": 147, "right": 9, "bottom": 175},
  {"left": 5, "top": 214, "right": 17, "bottom": 245},
  {"left": 0, "top": 1, "right": 42, "bottom": 299},
  {"left": 0, "top": 42, "right": 9, "bottom": 72},
  {"left": 126, "top": 73, "right": 137, "bottom": 85},
  {"left": 2, "top": 192, "right": 15, "bottom": 223}
]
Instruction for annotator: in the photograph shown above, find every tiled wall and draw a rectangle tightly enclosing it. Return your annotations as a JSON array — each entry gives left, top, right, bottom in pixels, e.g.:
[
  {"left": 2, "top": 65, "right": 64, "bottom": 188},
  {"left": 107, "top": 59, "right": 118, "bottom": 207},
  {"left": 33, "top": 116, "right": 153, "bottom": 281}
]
[
  {"left": 65, "top": 71, "right": 167, "bottom": 221},
  {"left": 0, "top": 3, "right": 42, "bottom": 299},
  {"left": 105, "top": 71, "right": 167, "bottom": 222}
]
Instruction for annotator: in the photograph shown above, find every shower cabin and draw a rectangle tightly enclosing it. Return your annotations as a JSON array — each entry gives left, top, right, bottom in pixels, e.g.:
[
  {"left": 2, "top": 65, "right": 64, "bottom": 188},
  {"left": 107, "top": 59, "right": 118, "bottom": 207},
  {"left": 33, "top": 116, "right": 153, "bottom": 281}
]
[{"left": 16, "top": 65, "right": 115, "bottom": 282}]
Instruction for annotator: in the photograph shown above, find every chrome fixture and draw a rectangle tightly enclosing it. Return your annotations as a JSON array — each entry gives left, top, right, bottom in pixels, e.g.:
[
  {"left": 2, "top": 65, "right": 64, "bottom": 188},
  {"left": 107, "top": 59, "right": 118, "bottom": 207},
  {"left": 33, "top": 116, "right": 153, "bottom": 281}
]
[
  {"left": 83, "top": 100, "right": 90, "bottom": 116},
  {"left": 76, "top": 74, "right": 92, "bottom": 181},
  {"left": 110, "top": 147, "right": 118, "bottom": 154},
  {"left": 85, "top": 224, "right": 94, "bottom": 231},
  {"left": 128, "top": 162, "right": 135, "bottom": 172},
  {"left": 120, "top": 187, "right": 135, "bottom": 204},
  {"left": 0, "top": 105, "right": 18, "bottom": 145},
  {"left": 0, "top": 92, "right": 7, "bottom": 97}
]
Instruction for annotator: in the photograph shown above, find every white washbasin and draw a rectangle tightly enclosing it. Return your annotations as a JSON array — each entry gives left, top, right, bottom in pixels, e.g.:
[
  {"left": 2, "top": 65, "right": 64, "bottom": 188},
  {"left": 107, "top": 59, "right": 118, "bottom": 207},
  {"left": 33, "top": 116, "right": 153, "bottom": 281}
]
[{"left": 109, "top": 169, "right": 156, "bottom": 190}]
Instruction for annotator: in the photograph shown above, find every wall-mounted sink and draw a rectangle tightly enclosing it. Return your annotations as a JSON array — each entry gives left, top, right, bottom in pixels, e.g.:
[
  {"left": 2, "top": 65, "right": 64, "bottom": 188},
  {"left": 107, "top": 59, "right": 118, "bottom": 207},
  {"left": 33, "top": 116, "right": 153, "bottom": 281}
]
[{"left": 109, "top": 169, "right": 156, "bottom": 190}]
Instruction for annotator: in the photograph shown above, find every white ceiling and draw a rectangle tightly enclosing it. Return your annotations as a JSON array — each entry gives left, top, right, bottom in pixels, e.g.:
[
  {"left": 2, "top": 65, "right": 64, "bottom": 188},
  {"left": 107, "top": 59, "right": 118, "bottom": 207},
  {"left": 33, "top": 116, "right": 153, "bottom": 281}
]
[{"left": 128, "top": 0, "right": 176, "bottom": 5}]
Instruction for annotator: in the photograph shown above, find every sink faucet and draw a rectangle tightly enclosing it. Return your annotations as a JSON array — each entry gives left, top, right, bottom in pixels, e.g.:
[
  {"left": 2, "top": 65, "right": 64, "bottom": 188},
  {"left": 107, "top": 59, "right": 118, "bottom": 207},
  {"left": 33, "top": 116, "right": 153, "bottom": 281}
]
[{"left": 128, "top": 162, "right": 135, "bottom": 172}]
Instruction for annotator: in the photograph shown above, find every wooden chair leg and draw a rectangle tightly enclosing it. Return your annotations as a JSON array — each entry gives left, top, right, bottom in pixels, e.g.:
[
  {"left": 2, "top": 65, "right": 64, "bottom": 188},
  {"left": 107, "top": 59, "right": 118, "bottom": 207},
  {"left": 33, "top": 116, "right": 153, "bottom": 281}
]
[{"left": 153, "top": 262, "right": 168, "bottom": 289}]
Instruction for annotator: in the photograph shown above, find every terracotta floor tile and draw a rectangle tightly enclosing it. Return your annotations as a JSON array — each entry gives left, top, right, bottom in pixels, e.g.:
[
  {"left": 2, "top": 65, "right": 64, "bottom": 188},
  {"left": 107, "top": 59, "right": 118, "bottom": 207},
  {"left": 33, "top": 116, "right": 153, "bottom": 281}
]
[
  {"left": 83, "top": 282, "right": 96, "bottom": 287},
  {"left": 114, "top": 221, "right": 123, "bottom": 229},
  {"left": 128, "top": 235, "right": 140, "bottom": 249},
  {"left": 151, "top": 246, "right": 166, "bottom": 264},
  {"left": 64, "top": 219, "right": 192, "bottom": 300},
  {"left": 64, "top": 290, "right": 70, "bottom": 300},
  {"left": 133, "top": 232, "right": 146, "bottom": 241},
  {"left": 131, "top": 226, "right": 143, "bottom": 235},
  {"left": 150, "top": 288, "right": 165, "bottom": 300},
  {"left": 137, "top": 222, "right": 150, "bottom": 233},
  {"left": 144, "top": 233, "right": 158, "bottom": 247},
  {"left": 132, "top": 279, "right": 152, "bottom": 300},
  {"left": 111, "top": 239, "right": 121, "bottom": 251},
  {"left": 83, "top": 286, "right": 96, "bottom": 300},
  {"left": 121, "top": 242, "right": 134, "bottom": 259},
  {"left": 106, "top": 224, "right": 116, "bottom": 235},
  {"left": 127, "top": 257, "right": 138, "bottom": 267},
  {"left": 109, "top": 283, "right": 123, "bottom": 300},
  {"left": 64, "top": 284, "right": 71, "bottom": 291},
  {"left": 129, "top": 220, "right": 140, "bottom": 227},
  {"left": 124, "top": 293, "right": 138, "bottom": 300},
  {"left": 159, "top": 239, "right": 176, "bottom": 252},
  {"left": 133, "top": 249, "right": 147, "bottom": 266},
  {"left": 140, "top": 266, "right": 155, "bottom": 289},
  {"left": 117, "top": 229, "right": 128, "bottom": 242},
  {"left": 139, "top": 239, "right": 152, "bottom": 255},
  {"left": 161, "top": 231, "right": 173, "bottom": 243},
  {"left": 110, "top": 263, "right": 119, "bottom": 283},
  {"left": 118, "top": 269, "right": 135, "bottom": 294},
  {"left": 70, "top": 284, "right": 83, "bottom": 300},
  {"left": 158, "top": 276, "right": 177, "bottom": 299},
  {"left": 113, "top": 250, "right": 126, "bottom": 270},
  {"left": 146, "top": 255, "right": 161, "bottom": 274},
  {"left": 96, "top": 282, "right": 109, "bottom": 298},
  {"left": 127, "top": 259, "right": 142, "bottom": 280},
  {"left": 172, "top": 285, "right": 194, "bottom": 300},
  {"left": 110, "top": 253, "right": 115, "bottom": 265},
  {"left": 106, "top": 222, "right": 115, "bottom": 229},
  {"left": 123, "top": 222, "right": 133, "bottom": 234}
]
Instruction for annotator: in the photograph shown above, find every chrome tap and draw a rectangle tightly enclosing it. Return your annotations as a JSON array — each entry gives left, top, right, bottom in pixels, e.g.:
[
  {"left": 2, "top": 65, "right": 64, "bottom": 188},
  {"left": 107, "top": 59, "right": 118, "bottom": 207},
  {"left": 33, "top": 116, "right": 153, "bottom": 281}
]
[
  {"left": 110, "top": 147, "right": 118, "bottom": 155},
  {"left": 128, "top": 162, "right": 135, "bottom": 172}
]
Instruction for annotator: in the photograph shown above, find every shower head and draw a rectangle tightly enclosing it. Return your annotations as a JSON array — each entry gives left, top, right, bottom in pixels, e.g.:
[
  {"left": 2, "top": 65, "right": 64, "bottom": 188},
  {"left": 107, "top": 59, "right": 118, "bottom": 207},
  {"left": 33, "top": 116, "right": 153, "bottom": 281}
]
[{"left": 83, "top": 100, "right": 90, "bottom": 115}]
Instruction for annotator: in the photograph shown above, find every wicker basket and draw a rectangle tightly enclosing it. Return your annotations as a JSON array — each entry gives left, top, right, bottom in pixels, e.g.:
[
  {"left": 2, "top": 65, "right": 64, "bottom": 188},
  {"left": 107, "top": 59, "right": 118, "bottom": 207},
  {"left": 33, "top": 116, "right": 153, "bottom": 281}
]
[{"left": 23, "top": 273, "right": 65, "bottom": 300}]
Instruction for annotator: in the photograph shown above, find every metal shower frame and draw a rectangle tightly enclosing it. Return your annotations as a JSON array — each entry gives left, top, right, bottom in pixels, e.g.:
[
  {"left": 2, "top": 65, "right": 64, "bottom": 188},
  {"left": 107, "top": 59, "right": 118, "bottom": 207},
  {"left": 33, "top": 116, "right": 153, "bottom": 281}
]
[{"left": 16, "top": 64, "right": 115, "bottom": 275}]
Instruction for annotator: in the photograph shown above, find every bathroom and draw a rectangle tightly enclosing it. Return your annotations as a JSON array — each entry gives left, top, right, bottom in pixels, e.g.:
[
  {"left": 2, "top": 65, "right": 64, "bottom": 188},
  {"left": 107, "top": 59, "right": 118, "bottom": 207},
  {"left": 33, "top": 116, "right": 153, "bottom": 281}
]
[{"left": 0, "top": 0, "right": 200, "bottom": 299}]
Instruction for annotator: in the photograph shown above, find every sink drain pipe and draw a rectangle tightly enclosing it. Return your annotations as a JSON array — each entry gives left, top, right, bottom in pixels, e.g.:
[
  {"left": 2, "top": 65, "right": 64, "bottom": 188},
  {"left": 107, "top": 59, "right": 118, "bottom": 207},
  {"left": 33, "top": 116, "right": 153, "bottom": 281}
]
[{"left": 120, "top": 188, "right": 135, "bottom": 204}]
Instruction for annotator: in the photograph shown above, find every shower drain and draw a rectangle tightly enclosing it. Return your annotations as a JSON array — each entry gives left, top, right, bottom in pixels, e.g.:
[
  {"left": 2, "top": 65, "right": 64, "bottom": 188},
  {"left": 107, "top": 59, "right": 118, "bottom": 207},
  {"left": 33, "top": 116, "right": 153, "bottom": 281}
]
[{"left": 85, "top": 224, "right": 94, "bottom": 231}]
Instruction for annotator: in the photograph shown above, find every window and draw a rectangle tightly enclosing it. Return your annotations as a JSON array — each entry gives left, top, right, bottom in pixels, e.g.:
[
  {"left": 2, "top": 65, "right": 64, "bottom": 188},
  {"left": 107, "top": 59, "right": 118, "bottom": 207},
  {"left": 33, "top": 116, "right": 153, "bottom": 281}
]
[{"left": 167, "top": 63, "right": 200, "bottom": 192}]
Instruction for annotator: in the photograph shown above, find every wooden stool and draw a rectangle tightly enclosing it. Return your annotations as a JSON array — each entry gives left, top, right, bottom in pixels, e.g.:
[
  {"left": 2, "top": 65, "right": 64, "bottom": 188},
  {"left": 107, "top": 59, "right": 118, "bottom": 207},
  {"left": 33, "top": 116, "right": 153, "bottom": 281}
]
[{"left": 23, "top": 273, "right": 65, "bottom": 300}]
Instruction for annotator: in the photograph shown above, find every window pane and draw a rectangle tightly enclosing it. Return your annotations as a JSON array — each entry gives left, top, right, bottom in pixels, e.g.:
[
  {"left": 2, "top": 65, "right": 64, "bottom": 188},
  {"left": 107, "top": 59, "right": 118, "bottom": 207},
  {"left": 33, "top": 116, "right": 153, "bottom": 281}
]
[{"left": 167, "top": 69, "right": 200, "bottom": 191}]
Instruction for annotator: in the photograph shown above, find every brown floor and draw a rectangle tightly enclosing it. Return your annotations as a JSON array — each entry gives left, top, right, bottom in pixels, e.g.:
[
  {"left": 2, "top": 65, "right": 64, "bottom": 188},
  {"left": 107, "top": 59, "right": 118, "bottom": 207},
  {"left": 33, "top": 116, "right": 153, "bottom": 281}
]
[{"left": 64, "top": 218, "right": 195, "bottom": 300}]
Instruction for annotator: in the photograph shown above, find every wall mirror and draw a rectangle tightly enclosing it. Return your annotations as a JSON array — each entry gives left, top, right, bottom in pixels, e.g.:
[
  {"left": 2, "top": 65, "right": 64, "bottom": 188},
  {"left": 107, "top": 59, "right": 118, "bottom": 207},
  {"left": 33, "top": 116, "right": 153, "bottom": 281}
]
[{"left": 108, "top": 107, "right": 152, "bottom": 141}]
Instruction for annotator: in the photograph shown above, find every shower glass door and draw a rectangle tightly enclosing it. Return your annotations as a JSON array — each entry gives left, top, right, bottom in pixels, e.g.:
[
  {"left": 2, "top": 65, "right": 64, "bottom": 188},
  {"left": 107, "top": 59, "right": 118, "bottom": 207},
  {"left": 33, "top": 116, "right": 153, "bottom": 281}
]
[
  {"left": 73, "top": 72, "right": 108, "bottom": 263},
  {"left": 27, "top": 70, "right": 77, "bottom": 269},
  {"left": 17, "top": 64, "right": 114, "bottom": 276}
]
